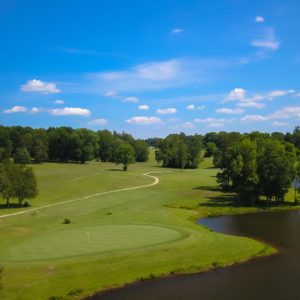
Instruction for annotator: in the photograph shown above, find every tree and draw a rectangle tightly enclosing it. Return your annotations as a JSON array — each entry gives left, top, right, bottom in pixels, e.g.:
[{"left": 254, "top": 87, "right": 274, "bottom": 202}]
[
  {"left": 155, "top": 133, "right": 202, "bottom": 169},
  {"left": 115, "top": 143, "right": 135, "bottom": 171},
  {"left": 229, "top": 139, "right": 259, "bottom": 204},
  {"left": 13, "top": 166, "right": 38, "bottom": 206},
  {"left": 97, "top": 130, "right": 114, "bottom": 162},
  {"left": 204, "top": 142, "right": 217, "bottom": 157},
  {"left": 1, "top": 162, "right": 17, "bottom": 207},
  {"left": 133, "top": 140, "right": 149, "bottom": 162},
  {"left": 257, "top": 139, "right": 296, "bottom": 203},
  {"left": 14, "top": 147, "right": 30, "bottom": 165}
]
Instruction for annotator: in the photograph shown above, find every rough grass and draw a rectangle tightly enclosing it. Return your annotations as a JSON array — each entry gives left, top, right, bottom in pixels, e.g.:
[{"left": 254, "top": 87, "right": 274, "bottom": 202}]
[{"left": 0, "top": 151, "right": 295, "bottom": 299}]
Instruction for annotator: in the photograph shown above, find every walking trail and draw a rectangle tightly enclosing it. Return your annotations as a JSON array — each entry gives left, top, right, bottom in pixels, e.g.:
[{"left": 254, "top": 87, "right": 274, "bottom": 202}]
[{"left": 0, "top": 172, "right": 167, "bottom": 219}]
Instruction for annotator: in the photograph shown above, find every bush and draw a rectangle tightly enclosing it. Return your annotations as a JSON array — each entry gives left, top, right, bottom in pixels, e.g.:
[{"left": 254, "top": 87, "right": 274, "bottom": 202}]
[
  {"left": 63, "top": 218, "right": 71, "bottom": 224},
  {"left": 67, "top": 288, "right": 83, "bottom": 296}
]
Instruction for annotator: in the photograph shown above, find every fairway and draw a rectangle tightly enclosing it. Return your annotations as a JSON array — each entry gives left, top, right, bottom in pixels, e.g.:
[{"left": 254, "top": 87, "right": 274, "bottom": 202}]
[
  {"left": 0, "top": 224, "right": 185, "bottom": 262},
  {"left": 0, "top": 151, "right": 285, "bottom": 300}
]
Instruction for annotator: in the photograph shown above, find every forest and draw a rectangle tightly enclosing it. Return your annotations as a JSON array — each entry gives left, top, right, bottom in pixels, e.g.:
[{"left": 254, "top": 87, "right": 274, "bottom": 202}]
[{"left": 0, "top": 125, "right": 300, "bottom": 207}]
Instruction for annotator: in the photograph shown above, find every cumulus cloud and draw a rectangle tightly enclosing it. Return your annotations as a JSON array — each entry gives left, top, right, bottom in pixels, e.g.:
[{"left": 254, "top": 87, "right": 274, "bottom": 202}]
[
  {"left": 255, "top": 16, "right": 265, "bottom": 23},
  {"left": 216, "top": 108, "right": 244, "bottom": 114},
  {"left": 3, "top": 106, "right": 27, "bottom": 114},
  {"left": 194, "top": 118, "right": 225, "bottom": 123},
  {"left": 186, "top": 104, "right": 195, "bottom": 110},
  {"left": 241, "top": 106, "right": 300, "bottom": 122},
  {"left": 87, "top": 118, "right": 108, "bottom": 125},
  {"left": 186, "top": 104, "right": 205, "bottom": 110},
  {"left": 207, "top": 123, "right": 224, "bottom": 128},
  {"left": 123, "top": 96, "right": 139, "bottom": 103},
  {"left": 225, "top": 88, "right": 246, "bottom": 102},
  {"left": 272, "top": 121, "right": 288, "bottom": 126},
  {"left": 54, "top": 99, "right": 64, "bottom": 104},
  {"left": 171, "top": 28, "right": 184, "bottom": 34},
  {"left": 268, "top": 89, "right": 295, "bottom": 99},
  {"left": 30, "top": 107, "right": 43, "bottom": 113},
  {"left": 49, "top": 107, "right": 91, "bottom": 117},
  {"left": 21, "top": 79, "right": 60, "bottom": 94},
  {"left": 251, "top": 27, "right": 280, "bottom": 50},
  {"left": 156, "top": 108, "right": 177, "bottom": 115},
  {"left": 138, "top": 105, "right": 149, "bottom": 110},
  {"left": 126, "top": 116, "right": 162, "bottom": 125},
  {"left": 241, "top": 114, "right": 269, "bottom": 122},
  {"left": 237, "top": 101, "right": 265, "bottom": 108}
]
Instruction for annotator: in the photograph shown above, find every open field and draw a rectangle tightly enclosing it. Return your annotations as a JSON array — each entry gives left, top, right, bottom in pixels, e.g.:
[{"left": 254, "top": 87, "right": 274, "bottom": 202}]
[{"left": 0, "top": 151, "right": 297, "bottom": 299}]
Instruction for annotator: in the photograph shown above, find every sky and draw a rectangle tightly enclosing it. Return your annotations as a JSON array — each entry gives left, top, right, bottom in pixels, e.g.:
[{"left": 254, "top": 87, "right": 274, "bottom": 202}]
[{"left": 0, "top": 0, "right": 300, "bottom": 138}]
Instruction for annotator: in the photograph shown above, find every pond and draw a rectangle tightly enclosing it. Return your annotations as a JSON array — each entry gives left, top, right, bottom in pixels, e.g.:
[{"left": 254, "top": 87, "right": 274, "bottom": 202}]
[{"left": 89, "top": 210, "right": 300, "bottom": 300}]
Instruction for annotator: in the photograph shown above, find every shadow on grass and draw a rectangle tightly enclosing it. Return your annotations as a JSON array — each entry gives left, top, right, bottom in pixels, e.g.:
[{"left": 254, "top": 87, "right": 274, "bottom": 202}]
[
  {"left": 0, "top": 203, "right": 31, "bottom": 210},
  {"left": 199, "top": 194, "right": 298, "bottom": 209},
  {"left": 107, "top": 168, "right": 124, "bottom": 172},
  {"left": 193, "top": 185, "right": 222, "bottom": 192}
]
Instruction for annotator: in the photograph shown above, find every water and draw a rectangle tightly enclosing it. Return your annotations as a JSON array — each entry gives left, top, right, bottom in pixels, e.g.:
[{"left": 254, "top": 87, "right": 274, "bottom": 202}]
[{"left": 89, "top": 210, "right": 300, "bottom": 300}]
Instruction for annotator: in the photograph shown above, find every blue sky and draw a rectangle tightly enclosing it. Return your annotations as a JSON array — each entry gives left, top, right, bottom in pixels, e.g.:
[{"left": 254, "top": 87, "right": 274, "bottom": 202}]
[{"left": 1, "top": 0, "right": 300, "bottom": 138}]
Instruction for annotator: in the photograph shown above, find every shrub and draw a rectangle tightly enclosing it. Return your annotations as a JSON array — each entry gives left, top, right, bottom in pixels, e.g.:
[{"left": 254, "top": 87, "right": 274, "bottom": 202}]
[
  {"left": 67, "top": 288, "right": 83, "bottom": 296},
  {"left": 63, "top": 218, "right": 71, "bottom": 224}
]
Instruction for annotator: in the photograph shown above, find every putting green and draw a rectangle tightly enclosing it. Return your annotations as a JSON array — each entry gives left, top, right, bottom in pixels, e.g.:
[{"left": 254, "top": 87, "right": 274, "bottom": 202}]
[{"left": 0, "top": 224, "right": 185, "bottom": 262}]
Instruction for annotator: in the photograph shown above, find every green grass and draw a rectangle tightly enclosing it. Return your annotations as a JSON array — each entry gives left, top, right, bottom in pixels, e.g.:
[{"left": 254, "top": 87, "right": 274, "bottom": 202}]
[{"left": 0, "top": 151, "right": 296, "bottom": 299}]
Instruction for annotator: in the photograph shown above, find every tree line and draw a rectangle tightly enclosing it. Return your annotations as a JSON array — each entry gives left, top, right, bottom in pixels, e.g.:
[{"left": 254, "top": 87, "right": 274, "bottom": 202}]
[
  {"left": 0, "top": 126, "right": 149, "bottom": 166},
  {"left": 154, "top": 133, "right": 202, "bottom": 169},
  {"left": 201, "top": 129, "right": 300, "bottom": 205}
]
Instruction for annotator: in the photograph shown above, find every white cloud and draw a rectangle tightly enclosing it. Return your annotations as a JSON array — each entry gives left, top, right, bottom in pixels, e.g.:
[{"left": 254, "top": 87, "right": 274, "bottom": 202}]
[
  {"left": 54, "top": 99, "right": 64, "bottom": 104},
  {"left": 126, "top": 116, "right": 162, "bottom": 125},
  {"left": 270, "top": 106, "right": 300, "bottom": 119},
  {"left": 186, "top": 104, "right": 205, "bottom": 110},
  {"left": 182, "top": 122, "right": 195, "bottom": 128},
  {"left": 30, "top": 107, "right": 43, "bottom": 113},
  {"left": 123, "top": 96, "right": 139, "bottom": 103},
  {"left": 88, "top": 58, "right": 225, "bottom": 93},
  {"left": 187, "top": 104, "right": 195, "bottom": 110},
  {"left": 194, "top": 118, "right": 225, "bottom": 123},
  {"left": 296, "top": 93, "right": 300, "bottom": 97},
  {"left": 157, "top": 108, "right": 177, "bottom": 115},
  {"left": 272, "top": 121, "right": 288, "bottom": 126},
  {"left": 268, "top": 89, "right": 295, "bottom": 99},
  {"left": 225, "top": 88, "right": 246, "bottom": 102},
  {"left": 207, "top": 123, "right": 224, "bottom": 128},
  {"left": 216, "top": 108, "right": 244, "bottom": 114},
  {"left": 49, "top": 107, "right": 91, "bottom": 117},
  {"left": 171, "top": 28, "right": 184, "bottom": 34},
  {"left": 241, "top": 114, "right": 269, "bottom": 122},
  {"left": 138, "top": 105, "right": 150, "bottom": 110},
  {"left": 241, "top": 106, "right": 300, "bottom": 123},
  {"left": 255, "top": 16, "right": 265, "bottom": 23},
  {"left": 88, "top": 118, "right": 108, "bottom": 125},
  {"left": 21, "top": 79, "right": 60, "bottom": 94},
  {"left": 251, "top": 27, "right": 280, "bottom": 50},
  {"left": 104, "top": 90, "right": 117, "bottom": 97},
  {"left": 3, "top": 106, "right": 27, "bottom": 114},
  {"left": 237, "top": 101, "right": 265, "bottom": 108}
]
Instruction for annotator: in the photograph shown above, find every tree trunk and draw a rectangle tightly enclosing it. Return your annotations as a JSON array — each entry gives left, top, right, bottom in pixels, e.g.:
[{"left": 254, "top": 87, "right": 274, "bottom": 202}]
[
  {"left": 6, "top": 197, "right": 9, "bottom": 208},
  {"left": 123, "top": 164, "right": 128, "bottom": 171}
]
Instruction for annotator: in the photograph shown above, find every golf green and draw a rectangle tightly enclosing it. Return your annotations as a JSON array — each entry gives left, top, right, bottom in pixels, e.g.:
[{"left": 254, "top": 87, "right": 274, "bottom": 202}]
[{"left": 0, "top": 224, "right": 185, "bottom": 262}]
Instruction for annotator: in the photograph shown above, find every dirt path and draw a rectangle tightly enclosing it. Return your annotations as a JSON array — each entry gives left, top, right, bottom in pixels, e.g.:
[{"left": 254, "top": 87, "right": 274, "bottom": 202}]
[{"left": 0, "top": 172, "right": 166, "bottom": 219}]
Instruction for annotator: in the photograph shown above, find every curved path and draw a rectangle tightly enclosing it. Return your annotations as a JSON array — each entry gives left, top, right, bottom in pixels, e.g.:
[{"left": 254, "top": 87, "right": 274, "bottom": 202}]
[{"left": 0, "top": 172, "right": 167, "bottom": 220}]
